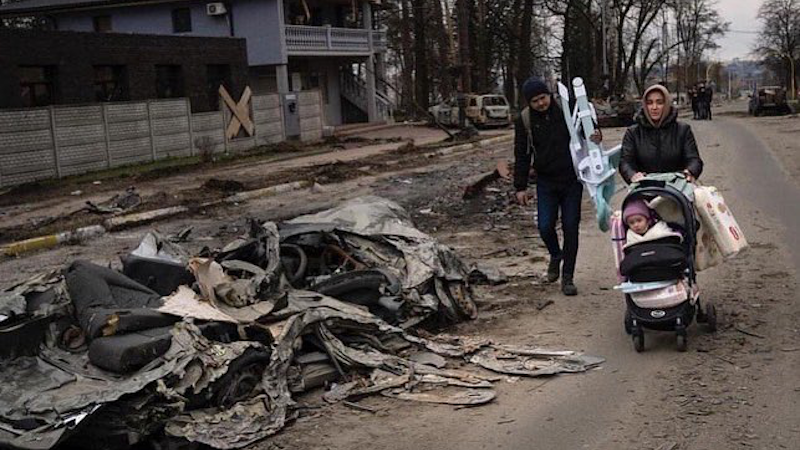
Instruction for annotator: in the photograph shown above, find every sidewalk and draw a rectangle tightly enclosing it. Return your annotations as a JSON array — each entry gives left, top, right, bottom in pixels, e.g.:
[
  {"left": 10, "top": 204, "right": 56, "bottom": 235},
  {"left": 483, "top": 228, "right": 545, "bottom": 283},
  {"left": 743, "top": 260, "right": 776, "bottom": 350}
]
[{"left": 0, "top": 125, "right": 512, "bottom": 246}]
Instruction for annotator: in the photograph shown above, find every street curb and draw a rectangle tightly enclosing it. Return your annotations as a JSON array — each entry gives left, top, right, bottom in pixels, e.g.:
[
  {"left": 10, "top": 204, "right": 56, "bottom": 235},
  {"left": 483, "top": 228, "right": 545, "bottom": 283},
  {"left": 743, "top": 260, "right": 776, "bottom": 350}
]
[
  {"left": 423, "top": 134, "right": 513, "bottom": 159},
  {"left": 1, "top": 225, "right": 106, "bottom": 257},
  {"left": 104, "top": 206, "right": 190, "bottom": 231},
  {"left": 224, "top": 180, "right": 313, "bottom": 204},
  {"left": 1, "top": 135, "right": 512, "bottom": 258}
]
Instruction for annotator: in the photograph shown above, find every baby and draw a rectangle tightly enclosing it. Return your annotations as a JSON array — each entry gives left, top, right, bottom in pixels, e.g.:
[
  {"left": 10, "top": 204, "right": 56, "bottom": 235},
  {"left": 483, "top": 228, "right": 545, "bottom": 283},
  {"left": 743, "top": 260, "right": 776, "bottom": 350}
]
[{"left": 623, "top": 198, "right": 682, "bottom": 248}]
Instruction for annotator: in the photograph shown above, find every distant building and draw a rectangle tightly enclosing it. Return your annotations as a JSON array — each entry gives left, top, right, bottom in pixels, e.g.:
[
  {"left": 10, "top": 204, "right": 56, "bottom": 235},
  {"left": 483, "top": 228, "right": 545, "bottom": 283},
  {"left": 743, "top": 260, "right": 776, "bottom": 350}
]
[{"left": 0, "top": 0, "right": 392, "bottom": 125}]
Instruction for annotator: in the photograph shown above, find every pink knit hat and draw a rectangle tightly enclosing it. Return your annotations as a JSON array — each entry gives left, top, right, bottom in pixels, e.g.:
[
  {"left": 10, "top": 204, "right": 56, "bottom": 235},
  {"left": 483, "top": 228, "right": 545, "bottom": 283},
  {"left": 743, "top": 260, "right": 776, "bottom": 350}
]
[{"left": 623, "top": 199, "right": 653, "bottom": 224}]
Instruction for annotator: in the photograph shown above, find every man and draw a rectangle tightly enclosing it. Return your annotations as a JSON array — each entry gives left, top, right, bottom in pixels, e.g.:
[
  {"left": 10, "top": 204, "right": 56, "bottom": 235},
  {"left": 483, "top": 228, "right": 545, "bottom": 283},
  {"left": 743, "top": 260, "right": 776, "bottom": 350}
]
[
  {"left": 513, "top": 77, "right": 601, "bottom": 296},
  {"left": 696, "top": 82, "right": 708, "bottom": 120},
  {"left": 704, "top": 83, "right": 713, "bottom": 120}
]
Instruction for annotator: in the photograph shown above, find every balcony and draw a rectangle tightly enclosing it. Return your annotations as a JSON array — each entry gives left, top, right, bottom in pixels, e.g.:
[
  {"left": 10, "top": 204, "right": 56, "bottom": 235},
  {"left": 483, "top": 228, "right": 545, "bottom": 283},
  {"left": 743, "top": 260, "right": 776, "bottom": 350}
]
[{"left": 285, "top": 25, "right": 386, "bottom": 55}]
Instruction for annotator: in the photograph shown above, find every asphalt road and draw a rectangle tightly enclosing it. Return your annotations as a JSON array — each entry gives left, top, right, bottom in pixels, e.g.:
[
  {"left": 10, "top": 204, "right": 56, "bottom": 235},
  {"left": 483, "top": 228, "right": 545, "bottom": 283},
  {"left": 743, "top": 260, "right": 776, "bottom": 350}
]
[{"left": 272, "top": 112, "right": 800, "bottom": 450}]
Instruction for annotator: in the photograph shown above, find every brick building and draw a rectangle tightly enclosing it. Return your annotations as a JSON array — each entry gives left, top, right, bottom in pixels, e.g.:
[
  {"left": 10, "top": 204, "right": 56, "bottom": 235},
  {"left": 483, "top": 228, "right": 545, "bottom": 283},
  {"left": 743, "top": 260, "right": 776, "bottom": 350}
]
[{"left": 0, "top": 29, "right": 249, "bottom": 112}]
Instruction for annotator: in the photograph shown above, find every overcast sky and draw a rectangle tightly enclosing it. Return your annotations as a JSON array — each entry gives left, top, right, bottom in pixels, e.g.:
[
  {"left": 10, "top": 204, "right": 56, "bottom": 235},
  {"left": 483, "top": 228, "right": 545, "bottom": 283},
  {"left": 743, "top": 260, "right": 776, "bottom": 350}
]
[{"left": 711, "top": 0, "right": 764, "bottom": 61}]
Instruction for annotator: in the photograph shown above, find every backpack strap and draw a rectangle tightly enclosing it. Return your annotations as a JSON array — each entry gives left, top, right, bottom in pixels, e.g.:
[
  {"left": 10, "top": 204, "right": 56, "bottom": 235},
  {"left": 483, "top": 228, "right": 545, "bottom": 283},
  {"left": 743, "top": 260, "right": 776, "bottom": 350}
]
[{"left": 520, "top": 106, "right": 536, "bottom": 160}]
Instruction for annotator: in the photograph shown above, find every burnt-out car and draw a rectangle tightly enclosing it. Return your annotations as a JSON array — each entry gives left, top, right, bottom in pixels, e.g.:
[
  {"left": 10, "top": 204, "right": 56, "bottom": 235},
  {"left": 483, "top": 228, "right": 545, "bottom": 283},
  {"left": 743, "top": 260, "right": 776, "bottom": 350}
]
[{"left": 749, "top": 85, "right": 791, "bottom": 116}]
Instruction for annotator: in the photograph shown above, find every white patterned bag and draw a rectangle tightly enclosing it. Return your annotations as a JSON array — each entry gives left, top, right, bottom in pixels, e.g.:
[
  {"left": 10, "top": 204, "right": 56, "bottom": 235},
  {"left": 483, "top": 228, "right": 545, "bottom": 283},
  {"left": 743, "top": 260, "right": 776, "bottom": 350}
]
[{"left": 694, "top": 186, "right": 748, "bottom": 259}]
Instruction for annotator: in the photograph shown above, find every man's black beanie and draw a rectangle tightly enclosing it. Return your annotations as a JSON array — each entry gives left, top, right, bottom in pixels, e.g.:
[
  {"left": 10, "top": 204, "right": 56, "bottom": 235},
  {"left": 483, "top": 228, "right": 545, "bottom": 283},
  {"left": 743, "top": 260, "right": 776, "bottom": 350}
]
[{"left": 522, "top": 77, "right": 550, "bottom": 103}]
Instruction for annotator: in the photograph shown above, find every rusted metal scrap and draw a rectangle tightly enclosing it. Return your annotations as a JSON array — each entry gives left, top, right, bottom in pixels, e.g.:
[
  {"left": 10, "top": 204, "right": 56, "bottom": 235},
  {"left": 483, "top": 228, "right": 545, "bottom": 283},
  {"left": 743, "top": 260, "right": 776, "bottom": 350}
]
[{"left": 462, "top": 160, "right": 514, "bottom": 200}]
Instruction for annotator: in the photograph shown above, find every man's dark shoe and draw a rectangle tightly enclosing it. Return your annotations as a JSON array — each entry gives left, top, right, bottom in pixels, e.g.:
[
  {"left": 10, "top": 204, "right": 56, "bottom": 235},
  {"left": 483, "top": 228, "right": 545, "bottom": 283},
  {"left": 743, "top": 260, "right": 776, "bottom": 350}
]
[
  {"left": 546, "top": 257, "right": 562, "bottom": 283},
  {"left": 562, "top": 277, "right": 578, "bottom": 296}
]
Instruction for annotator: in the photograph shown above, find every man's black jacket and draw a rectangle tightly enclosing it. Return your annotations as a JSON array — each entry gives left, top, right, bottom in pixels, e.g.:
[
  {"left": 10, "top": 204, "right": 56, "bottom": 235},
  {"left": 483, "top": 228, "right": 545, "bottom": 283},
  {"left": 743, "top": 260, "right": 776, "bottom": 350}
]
[
  {"left": 619, "top": 108, "right": 704, "bottom": 184},
  {"left": 513, "top": 100, "right": 576, "bottom": 191}
]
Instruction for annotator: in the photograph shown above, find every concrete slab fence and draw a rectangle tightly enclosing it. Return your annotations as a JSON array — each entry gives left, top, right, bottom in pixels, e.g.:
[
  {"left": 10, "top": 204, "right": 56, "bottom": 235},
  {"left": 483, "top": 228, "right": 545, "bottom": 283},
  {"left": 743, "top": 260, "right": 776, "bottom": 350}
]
[{"left": 0, "top": 90, "right": 323, "bottom": 188}]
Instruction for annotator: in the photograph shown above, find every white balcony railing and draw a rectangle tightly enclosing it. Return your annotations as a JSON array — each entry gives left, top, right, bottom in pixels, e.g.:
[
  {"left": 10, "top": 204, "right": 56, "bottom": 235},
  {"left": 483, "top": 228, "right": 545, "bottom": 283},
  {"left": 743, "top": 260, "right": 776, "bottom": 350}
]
[{"left": 285, "top": 25, "right": 386, "bottom": 54}]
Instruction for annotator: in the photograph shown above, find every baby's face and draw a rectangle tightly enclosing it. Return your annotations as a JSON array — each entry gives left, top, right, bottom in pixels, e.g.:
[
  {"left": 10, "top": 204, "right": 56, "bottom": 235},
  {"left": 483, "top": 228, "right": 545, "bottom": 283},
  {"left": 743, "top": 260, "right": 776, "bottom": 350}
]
[{"left": 626, "top": 215, "right": 649, "bottom": 235}]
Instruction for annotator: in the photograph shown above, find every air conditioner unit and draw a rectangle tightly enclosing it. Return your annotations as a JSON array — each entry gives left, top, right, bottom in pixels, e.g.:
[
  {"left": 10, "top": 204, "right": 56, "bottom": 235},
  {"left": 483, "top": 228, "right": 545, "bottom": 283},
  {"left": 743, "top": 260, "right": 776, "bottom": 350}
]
[{"left": 206, "top": 2, "right": 227, "bottom": 16}]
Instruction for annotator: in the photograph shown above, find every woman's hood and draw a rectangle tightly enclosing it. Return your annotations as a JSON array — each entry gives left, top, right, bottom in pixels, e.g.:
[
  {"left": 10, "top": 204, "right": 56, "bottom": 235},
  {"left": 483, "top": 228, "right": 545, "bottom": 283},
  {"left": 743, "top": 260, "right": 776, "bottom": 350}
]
[{"left": 639, "top": 84, "right": 673, "bottom": 128}]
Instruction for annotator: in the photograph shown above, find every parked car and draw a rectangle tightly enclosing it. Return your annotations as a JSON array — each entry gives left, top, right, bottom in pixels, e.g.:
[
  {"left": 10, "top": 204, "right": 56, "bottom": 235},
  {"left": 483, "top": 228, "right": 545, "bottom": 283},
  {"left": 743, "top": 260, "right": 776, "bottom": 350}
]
[
  {"left": 749, "top": 85, "right": 791, "bottom": 116},
  {"left": 467, "top": 94, "right": 512, "bottom": 127},
  {"left": 429, "top": 94, "right": 512, "bottom": 128},
  {"left": 428, "top": 97, "right": 458, "bottom": 126}
]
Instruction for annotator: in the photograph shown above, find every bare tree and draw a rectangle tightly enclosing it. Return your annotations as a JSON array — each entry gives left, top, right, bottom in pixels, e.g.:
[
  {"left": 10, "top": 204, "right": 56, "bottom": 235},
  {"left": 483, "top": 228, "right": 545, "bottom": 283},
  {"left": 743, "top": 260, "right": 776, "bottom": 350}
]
[
  {"left": 671, "top": 0, "right": 729, "bottom": 88},
  {"left": 399, "top": 0, "right": 415, "bottom": 112},
  {"left": 412, "top": 0, "right": 430, "bottom": 110},
  {"left": 755, "top": 0, "right": 800, "bottom": 94},
  {"left": 456, "top": 0, "right": 473, "bottom": 92},
  {"left": 431, "top": 0, "right": 455, "bottom": 99},
  {"left": 608, "top": 0, "right": 668, "bottom": 95},
  {"left": 514, "top": 0, "right": 535, "bottom": 106}
]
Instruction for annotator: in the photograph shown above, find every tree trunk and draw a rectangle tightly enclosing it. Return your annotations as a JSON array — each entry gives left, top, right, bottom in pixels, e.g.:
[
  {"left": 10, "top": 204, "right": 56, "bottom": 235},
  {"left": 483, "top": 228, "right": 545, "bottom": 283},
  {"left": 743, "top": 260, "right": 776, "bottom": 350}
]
[
  {"left": 400, "top": 0, "right": 414, "bottom": 112},
  {"left": 516, "top": 0, "right": 533, "bottom": 107},
  {"left": 431, "top": 0, "right": 453, "bottom": 99},
  {"left": 457, "top": 0, "right": 472, "bottom": 92},
  {"left": 473, "top": 0, "right": 488, "bottom": 93},
  {"left": 413, "top": 0, "right": 430, "bottom": 111}
]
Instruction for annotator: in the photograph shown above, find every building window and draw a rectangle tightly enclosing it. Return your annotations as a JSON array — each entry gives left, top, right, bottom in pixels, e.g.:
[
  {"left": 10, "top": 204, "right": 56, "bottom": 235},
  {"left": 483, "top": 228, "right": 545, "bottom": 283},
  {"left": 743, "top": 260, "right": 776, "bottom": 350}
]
[
  {"left": 172, "top": 8, "right": 192, "bottom": 33},
  {"left": 206, "top": 64, "right": 231, "bottom": 110},
  {"left": 94, "top": 65, "right": 128, "bottom": 102},
  {"left": 19, "top": 66, "right": 57, "bottom": 107},
  {"left": 93, "top": 15, "right": 112, "bottom": 32},
  {"left": 155, "top": 65, "right": 184, "bottom": 98}
]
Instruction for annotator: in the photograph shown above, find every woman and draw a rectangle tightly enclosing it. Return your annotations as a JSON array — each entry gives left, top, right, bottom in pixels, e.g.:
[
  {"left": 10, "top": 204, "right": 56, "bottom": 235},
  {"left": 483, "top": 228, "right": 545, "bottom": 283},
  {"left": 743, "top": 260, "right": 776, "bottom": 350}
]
[{"left": 619, "top": 84, "right": 703, "bottom": 184}]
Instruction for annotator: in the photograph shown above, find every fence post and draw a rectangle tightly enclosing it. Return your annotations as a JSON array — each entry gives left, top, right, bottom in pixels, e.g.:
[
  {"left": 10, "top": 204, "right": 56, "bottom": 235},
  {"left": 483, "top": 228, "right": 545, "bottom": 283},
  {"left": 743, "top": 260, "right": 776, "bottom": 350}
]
[
  {"left": 222, "top": 100, "right": 230, "bottom": 155},
  {"left": 186, "top": 98, "right": 195, "bottom": 157},
  {"left": 146, "top": 99, "right": 157, "bottom": 162},
  {"left": 252, "top": 95, "right": 259, "bottom": 146},
  {"left": 48, "top": 106, "right": 62, "bottom": 178},
  {"left": 101, "top": 103, "right": 112, "bottom": 168}
]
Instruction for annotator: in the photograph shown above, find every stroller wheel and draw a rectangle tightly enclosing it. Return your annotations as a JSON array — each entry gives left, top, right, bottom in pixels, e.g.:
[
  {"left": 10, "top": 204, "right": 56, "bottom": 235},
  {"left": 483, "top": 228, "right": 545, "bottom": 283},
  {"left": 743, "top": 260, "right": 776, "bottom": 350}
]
[
  {"left": 632, "top": 328, "right": 645, "bottom": 353},
  {"left": 705, "top": 302, "right": 718, "bottom": 333},
  {"left": 624, "top": 310, "right": 633, "bottom": 335},
  {"left": 676, "top": 332, "right": 688, "bottom": 352}
]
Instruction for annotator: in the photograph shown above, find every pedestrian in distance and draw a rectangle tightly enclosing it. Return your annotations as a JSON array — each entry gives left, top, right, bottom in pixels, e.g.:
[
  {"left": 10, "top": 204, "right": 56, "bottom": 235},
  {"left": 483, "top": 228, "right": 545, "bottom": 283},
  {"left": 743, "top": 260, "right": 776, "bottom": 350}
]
[
  {"left": 619, "top": 84, "right": 704, "bottom": 184},
  {"left": 704, "top": 85, "right": 713, "bottom": 120},
  {"left": 513, "top": 77, "right": 602, "bottom": 296},
  {"left": 689, "top": 86, "right": 699, "bottom": 120},
  {"left": 697, "top": 82, "right": 709, "bottom": 120}
]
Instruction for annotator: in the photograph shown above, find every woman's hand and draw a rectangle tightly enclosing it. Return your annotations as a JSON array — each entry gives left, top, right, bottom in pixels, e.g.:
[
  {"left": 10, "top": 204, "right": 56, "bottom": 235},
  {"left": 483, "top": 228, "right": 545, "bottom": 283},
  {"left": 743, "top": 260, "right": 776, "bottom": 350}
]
[
  {"left": 631, "top": 172, "right": 646, "bottom": 182},
  {"left": 590, "top": 129, "right": 603, "bottom": 144},
  {"left": 683, "top": 169, "right": 695, "bottom": 182},
  {"left": 515, "top": 191, "right": 530, "bottom": 206}
]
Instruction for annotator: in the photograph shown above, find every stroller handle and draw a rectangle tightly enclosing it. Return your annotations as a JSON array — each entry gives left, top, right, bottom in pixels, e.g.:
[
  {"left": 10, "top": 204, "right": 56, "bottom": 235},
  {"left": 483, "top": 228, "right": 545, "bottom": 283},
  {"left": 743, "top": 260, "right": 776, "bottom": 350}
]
[{"left": 637, "top": 179, "right": 667, "bottom": 189}]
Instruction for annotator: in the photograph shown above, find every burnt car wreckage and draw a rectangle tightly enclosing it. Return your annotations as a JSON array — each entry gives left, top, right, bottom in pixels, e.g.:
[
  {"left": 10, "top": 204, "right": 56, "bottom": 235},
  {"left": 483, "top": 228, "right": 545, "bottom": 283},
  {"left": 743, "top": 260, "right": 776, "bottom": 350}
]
[{"left": 0, "top": 197, "right": 603, "bottom": 449}]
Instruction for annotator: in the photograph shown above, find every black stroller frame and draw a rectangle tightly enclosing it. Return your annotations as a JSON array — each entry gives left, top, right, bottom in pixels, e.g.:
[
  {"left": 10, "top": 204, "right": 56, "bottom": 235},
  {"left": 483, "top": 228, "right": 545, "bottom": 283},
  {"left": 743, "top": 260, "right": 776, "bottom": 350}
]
[{"left": 621, "top": 178, "right": 717, "bottom": 352}]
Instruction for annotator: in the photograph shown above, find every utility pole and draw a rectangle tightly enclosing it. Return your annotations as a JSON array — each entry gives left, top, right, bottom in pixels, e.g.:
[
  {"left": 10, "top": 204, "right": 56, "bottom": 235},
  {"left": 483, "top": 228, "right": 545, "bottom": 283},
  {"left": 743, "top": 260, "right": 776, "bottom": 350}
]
[{"left": 728, "top": 67, "right": 732, "bottom": 100}]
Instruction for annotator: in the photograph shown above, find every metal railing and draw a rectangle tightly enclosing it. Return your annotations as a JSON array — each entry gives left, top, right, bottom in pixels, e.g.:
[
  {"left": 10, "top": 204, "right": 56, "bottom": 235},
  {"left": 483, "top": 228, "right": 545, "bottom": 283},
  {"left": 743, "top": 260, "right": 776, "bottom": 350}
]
[
  {"left": 340, "top": 69, "right": 393, "bottom": 122},
  {"left": 285, "top": 25, "right": 386, "bottom": 54}
]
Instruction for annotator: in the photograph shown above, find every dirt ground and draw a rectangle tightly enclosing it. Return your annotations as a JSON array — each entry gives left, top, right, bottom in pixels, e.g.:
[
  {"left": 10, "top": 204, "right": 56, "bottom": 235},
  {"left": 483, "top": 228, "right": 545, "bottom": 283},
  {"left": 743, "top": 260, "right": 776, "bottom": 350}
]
[
  {"left": 0, "top": 124, "right": 501, "bottom": 244},
  {"left": 1, "top": 104, "right": 798, "bottom": 450}
]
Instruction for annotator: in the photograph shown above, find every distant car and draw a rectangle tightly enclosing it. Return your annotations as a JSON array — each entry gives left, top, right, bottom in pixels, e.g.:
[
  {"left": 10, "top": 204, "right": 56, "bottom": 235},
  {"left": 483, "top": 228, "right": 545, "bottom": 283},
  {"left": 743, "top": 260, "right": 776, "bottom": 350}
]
[
  {"left": 466, "top": 94, "right": 512, "bottom": 128},
  {"left": 429, "top": 94, "right": 511, "bottom": 128},
  {"left": 428, "top": 97, "right": 458, "bottom": 126},
  {"left": 748, "top": 85, "right": 791, "bottom": 116}
]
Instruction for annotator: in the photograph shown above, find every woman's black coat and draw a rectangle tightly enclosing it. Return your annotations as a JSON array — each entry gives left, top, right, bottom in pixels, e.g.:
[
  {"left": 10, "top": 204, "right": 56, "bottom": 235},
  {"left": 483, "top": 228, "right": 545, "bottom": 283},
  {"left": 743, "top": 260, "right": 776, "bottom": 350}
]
[{"left": 619, "top": 108, "right": 703, "bottom": 184}]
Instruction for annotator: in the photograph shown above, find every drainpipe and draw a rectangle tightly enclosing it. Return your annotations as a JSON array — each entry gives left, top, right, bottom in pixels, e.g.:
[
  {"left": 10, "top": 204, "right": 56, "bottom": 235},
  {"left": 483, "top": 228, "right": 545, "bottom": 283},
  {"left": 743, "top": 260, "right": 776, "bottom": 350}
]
[{"left": 226, "top": 1, "right": 235, "bottom": 36}]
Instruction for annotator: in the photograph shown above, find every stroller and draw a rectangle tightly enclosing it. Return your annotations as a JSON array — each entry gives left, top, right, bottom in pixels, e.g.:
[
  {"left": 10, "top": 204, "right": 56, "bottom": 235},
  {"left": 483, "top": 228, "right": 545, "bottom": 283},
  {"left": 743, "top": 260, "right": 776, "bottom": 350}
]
[{"left": 615, "top": 173, "right": 717, "bottom": 352}]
